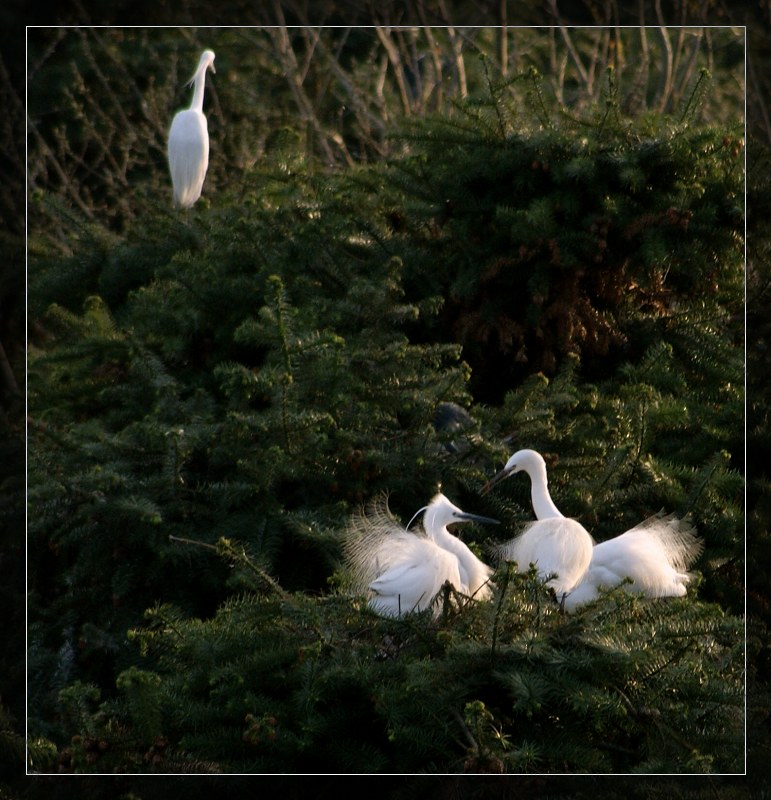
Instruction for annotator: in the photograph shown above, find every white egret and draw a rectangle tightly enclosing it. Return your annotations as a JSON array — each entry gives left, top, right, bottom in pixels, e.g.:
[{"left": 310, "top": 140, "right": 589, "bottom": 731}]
[
  {"left": 344, "top": 493, "right": 499, "bottom": 618},
  {"left": 483, "top": 448, "right": 702, "bottom": 611},
  {"left": 167, "top": 49, "right": 216, "bottom": 208},
  {"left": 481, "top": 449, "right": 594, "bottom": 604},
  {"left": 561, "top": 511, "right": 703, "bottom": 612}
]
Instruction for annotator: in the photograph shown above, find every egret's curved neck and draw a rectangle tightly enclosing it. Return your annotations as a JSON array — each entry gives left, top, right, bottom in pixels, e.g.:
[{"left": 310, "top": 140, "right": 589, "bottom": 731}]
[
  {"left": 431, "top": 524, "right": 459, "bottom": 551},
  {"left": 527, "top": 462, "right": 564, "bottom": 519},
  {"left": 424, "top": 509, "right": 466, "bottom": 554},
  {"left": 432, "top": 524, "right": 475, "bottom": 568},
  {"left": 190, "top": 67, "right": 208, "bottom": 112}
]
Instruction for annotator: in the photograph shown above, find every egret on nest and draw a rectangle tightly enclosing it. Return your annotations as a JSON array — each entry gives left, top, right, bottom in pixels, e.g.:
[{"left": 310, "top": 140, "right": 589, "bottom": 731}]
[
  {"left": 344, "top": 493, "right": 499, "bottom": 618},
  {"left": 483, "top": 448, "right": 703, "bottom": 611},
  {"left": 482, "top": 449, "right": 594, "bottom": 606},
  {"left": 167, "top": 49, "right": 216, "bottom": 208},
  {"left": 560, "top": 511, "right": 703, "bottom": 611}
]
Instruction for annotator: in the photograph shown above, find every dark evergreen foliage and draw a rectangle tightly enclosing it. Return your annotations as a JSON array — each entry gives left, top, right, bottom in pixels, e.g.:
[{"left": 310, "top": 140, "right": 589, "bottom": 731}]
[
  {"left": 30, "top": 577, "right": 741, "bottom": 775},
  {"left": 382, "top": 66, "right": 744, "bottom": 403}
]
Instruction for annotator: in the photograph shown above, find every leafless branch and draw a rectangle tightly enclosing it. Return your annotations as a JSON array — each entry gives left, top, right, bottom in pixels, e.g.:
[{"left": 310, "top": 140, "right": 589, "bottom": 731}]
[{"left": 374, "top": 26, "right": 413, "bottom": 116}]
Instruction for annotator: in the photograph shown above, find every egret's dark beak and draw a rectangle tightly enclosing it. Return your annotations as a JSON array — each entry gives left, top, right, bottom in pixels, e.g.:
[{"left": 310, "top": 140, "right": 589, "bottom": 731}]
[
  {"left": 481, "top": 465, "right": 516, "bottom": 495},
  {"left": 453, "top": 511, "right": 500, "bottom": 526}
]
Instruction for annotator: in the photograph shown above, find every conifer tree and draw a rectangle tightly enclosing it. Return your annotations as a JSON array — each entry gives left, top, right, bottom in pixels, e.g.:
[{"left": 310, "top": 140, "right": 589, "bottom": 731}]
[
  {"left": 380, "top": 65, "right": 744, "bottom": 405},
  {"left": 27, "top": 156, "right": 481, "bottom": 739}
]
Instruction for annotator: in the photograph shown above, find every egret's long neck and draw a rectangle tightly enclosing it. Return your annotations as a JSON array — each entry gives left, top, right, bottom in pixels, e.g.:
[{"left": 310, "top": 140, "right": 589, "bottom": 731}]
[
  {"left": 432, "top": 525, "right": 479, "bottom": 579},
  {"left": 190, "top": 68, "right": 207, "bottom": 112},
  {"left": 528, "top": 463, "right": 563, "bottom": 519},
  {"left": 432, "top": 525, "right": 462, "bottom": 554},
  {"left": 424, "top": 510, "right": 468, "bottom": 557}
]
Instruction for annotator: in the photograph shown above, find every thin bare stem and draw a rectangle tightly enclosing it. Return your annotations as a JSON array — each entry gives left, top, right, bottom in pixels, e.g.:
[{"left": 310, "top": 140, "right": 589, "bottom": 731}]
[
  {"left": 655, "top": 9, "right": 674, "bottom": 112},
  {"left": 269, "top": 6, "right": 337, "bottom": 164},
  {"left": 499, "top": 0, "right": 508, "bottom": 78},
  {"left": 549, "top": 0, "right": 591, "bottom": 90},
  {"left": 747, "top": 46, "right": 771, "bottom": 143},
  {"left": 27, "top": 117, "right": 95, "bottom": 219},
  {"left": 374, "top": 26, "right": 413, "bottom": 116}
]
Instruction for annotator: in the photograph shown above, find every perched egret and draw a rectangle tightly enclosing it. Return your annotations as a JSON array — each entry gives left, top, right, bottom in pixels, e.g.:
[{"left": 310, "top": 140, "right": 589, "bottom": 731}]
[
  {"left": 482, "top": 449, "right": 594, "bottom": 603},
  {"left": 167, "top": 49, "right": 216, "bottom": 208},
  {"left": 561, "top": 511, "right": 703, "bottom": 612},
  {"left": 344, "top": 493, "right": 499, "bottom": 618},
  {"left": 483, "top": 448, "right": 702, "bottom": 611}
]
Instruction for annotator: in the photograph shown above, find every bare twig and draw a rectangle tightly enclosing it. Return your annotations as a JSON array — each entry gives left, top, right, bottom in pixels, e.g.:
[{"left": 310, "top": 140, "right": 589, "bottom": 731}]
[
  {"left": 747, "top": 44, "right": 771, "bottom": 143},
  {"left": 451, "top": 707, "right": 480, "bottom": 755},
  {"left": 436, "top": 0, "right": 468, "bottom": 100},
  {"left": 500, "top": 0, "right": 508, "bottom": 78},
  {"left": 269, "top": 5, "right": 338, "bottom": 165},
  {"left": 168, "top": 534, "right": 218, "bottom": 551},
  {"left": 549, "top": 0, "right": 591, "bottom": 90},
  {"left": 169, "top": 534, "right": 290, "bottom": 600},
  {"left": 632, "top": 9, "right": 650, "bottom": 113},
  {"left": 654, "top": 6, "right": 675, "bottom": 112},
  {"left": 374, "top": 26, "right": 413, "bottom": 116},
  {"left": 674, "top": 29, "right": 705, "bottom": 112},
  {"left": 27, "top": 117, "right": 95, "bottom": 219}
]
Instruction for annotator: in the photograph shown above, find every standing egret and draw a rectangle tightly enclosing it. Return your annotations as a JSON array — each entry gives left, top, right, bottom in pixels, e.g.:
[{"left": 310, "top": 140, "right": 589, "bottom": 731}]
[
  {"left": 167, "top": 49, "right": 216, "bottom": 208},
  {"left": 483, "top": 448, "right": 702, "bottom": 611},
  {"left": 344, "top": 493, "right": 498, "bottom": 618},
  {"left": 481, "top": 449, "right": 594, "bottom": 604}
]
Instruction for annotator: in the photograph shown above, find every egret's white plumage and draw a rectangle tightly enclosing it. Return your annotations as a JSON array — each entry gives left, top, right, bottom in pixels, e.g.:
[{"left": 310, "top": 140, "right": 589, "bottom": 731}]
[
  {"left": 561, "top": 511, "right": 703, "bottom": 611},
  {"left": 344, "top": 493, "right": 498, "bottom": 618},
  {"left": 484, "top": 448, "right": 702, "bottom": 611},
  {"left": 483, "top": 449, "right": 594, "bottom": 601},
  {"left": 168, "top": 49, "right": 216, "bottom": 208}
]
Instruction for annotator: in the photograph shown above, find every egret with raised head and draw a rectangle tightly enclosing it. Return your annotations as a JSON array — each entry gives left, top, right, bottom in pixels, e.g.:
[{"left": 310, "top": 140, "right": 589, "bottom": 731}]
[
  {"left": 344, "top": 493, "right": 498, "bottom": 618},
  {"left": 482, "top": 449, "right": 594, "bottom": 605},
  {"left": 168, "top": 49, "right": 216, "bottom": 208},
  {"left": 483, "top": 448, "right": 702, "bottom": 611}
]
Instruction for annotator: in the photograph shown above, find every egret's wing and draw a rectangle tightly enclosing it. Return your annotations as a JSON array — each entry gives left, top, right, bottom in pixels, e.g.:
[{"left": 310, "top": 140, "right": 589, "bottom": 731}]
[
  {"left": 343, "top": 493, "right": 396, "bottom": 588},
  {"left": 587, "top": 525, "right": 698, "bottom": 596},
  {"left": 369, "top": 542, "right": 462, "bottom": 616},
  {"left": 369, "top": 548, "right": 445, "bottom": 599}
]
